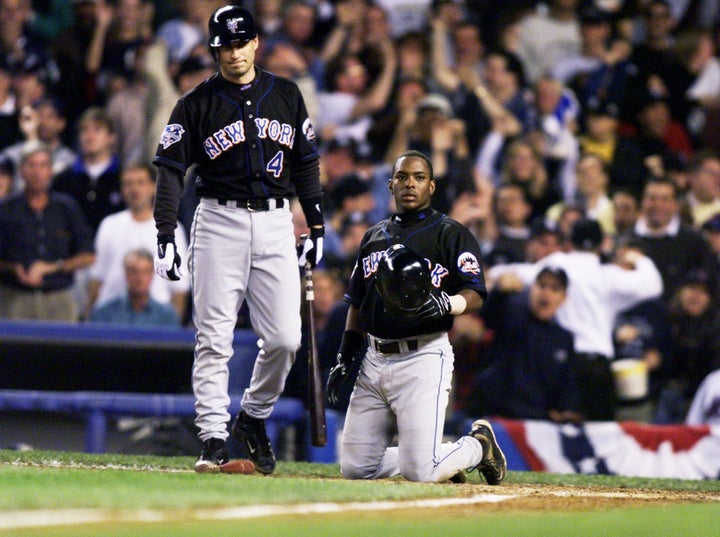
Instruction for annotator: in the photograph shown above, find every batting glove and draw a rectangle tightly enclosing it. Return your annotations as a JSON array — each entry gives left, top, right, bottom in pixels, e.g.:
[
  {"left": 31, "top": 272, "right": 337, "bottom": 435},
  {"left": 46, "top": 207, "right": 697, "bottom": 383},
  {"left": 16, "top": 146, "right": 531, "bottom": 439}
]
[
  {"left": 327, "top": 330, "right": 365, "bottom": 406},
  {"left": 298, "top": 226, "right": 324, "bottom": 269},
  {"left": 415, "top": 291, "right": 452, "bottom": 321},
  {"left": 155, "top": 234, "right": 183, "bottom": 281}
]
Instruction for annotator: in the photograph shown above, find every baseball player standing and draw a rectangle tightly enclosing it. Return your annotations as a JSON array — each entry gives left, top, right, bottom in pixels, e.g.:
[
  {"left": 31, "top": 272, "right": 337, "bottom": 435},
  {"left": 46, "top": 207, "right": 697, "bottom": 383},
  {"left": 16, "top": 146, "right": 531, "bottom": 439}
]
[
  {"left": 152, "top": 5, "right": 324, "bottom": 474},
  {"left": 326, "top": 150, "right": 507, "bottom": 484}
]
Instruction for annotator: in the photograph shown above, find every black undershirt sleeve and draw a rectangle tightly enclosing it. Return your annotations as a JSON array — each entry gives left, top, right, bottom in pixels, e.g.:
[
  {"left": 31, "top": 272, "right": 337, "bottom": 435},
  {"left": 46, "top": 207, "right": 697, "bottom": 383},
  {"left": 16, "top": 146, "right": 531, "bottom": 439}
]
[{"left": 153, "top": 165, "right": 184, "bottom": 236}]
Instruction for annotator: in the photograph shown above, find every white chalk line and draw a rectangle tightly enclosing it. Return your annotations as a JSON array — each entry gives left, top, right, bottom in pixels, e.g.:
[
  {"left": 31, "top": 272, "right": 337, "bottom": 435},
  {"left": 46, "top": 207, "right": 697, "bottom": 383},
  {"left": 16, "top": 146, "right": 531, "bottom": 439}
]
[{"left": 0, "top": 494, "right": 517, "bottom": 530}]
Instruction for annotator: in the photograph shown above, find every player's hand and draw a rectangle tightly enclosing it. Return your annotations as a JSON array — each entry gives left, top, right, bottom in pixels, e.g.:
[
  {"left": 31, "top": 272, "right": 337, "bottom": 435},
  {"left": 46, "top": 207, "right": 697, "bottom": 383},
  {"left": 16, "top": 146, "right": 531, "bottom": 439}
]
[
  {"left": 415, "top": 291, "right": 452, "bottom": 321},
  {"left": 155, "top": 234, "right": 182, "bottom": 281},
  {"left": 327, "top": 330, "right": 364, "bottom": 406},
  {"left": 298, "top": 226, "right": 324, "bottom": 268}
]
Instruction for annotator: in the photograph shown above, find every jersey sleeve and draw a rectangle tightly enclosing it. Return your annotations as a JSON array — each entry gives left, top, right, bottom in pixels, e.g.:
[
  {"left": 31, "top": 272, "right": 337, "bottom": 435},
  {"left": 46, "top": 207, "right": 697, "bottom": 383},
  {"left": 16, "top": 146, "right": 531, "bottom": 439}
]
[{"left": 152, "top": 97, "right": 194, "bottom": 174}]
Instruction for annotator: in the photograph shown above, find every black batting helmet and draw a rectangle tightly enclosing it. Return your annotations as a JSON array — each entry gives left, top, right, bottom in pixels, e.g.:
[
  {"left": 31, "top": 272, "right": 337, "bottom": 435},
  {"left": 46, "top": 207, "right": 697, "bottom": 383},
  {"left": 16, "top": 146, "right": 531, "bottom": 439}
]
[
  {"left": 208, "top": 6, "right": 257, "bottom": 53},
  {"left": 376, "top": 244, "right": 431, "bottom": 314}
]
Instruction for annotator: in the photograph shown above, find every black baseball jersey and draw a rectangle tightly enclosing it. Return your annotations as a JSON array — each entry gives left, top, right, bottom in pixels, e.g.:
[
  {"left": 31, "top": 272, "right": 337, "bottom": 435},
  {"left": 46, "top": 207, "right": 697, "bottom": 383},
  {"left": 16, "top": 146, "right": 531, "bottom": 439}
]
[
  {"left": 346, "top": 207, "right": 487, "bottom": 339},
  {"left": 153, "top": 67, "right": 321, "bottom": 202}
]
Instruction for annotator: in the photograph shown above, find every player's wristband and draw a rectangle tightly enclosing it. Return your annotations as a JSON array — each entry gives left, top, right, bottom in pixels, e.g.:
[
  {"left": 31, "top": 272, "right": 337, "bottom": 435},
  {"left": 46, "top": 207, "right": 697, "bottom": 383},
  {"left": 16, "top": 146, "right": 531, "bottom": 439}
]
[
  {"left": 449, "top": 294, "right": 467, "bottom": 315},
  {"left": 299, "top": 195, "right": 324, "bottom": 228}
]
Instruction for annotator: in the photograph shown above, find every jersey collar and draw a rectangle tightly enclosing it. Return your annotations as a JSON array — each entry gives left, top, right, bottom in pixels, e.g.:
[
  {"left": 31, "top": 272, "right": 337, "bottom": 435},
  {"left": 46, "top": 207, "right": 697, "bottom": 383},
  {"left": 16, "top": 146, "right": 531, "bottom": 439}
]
[{"left": 392, "top": 207, "right": 434, "bottom": 226}]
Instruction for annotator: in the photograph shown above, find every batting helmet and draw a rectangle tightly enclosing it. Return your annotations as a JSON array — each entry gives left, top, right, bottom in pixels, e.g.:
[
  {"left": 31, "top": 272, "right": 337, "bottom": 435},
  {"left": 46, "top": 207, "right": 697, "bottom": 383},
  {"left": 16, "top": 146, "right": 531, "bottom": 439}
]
[
  {"left": 208, "top": 6, "right": 257, "bottom": 51},
  {"left": 376, "top": 244, "right": 431, "bottom": 314}
]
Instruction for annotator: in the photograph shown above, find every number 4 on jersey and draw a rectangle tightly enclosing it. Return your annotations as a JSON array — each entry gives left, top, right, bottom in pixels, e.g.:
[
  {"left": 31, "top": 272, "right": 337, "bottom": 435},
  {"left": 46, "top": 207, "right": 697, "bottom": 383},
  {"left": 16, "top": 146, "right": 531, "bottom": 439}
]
[{"left": 266, "top": 151, "right": 284, "bottom": 178}]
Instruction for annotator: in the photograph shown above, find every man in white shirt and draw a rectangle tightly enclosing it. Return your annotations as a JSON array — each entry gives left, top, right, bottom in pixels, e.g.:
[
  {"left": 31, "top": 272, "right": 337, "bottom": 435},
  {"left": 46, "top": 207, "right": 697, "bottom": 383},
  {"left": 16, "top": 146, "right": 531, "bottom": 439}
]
[
  {"left": 489, "top": 218, "right": 663, "bottom": 420},
  {"left": 88, "top": 163, "right": 189, "bottom": 320}
]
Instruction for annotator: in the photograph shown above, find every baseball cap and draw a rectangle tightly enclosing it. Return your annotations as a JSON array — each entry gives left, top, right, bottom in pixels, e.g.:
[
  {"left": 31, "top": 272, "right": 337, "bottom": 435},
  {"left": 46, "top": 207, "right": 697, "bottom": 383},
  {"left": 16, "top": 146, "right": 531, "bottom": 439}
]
[
  {"left": 570, "top": 218, "right": 603, "bottom": 250},
  {"left": 681, "top": 269, "right": 712, "bottom": 289},
  {"left": 536, "top": 266, "right": 569, "bottom": 290},
  {"left": 417, "top": 93, "right": 453, "bottom": 117},
  {"left": 580, "top": 5, "right": 612, "bottom": 25},
  {"left": 585, "top": 97, "right": 620, "bottom": 118},
  {"left": 332, "top": 174, "right": 371, "bottom": 209}
]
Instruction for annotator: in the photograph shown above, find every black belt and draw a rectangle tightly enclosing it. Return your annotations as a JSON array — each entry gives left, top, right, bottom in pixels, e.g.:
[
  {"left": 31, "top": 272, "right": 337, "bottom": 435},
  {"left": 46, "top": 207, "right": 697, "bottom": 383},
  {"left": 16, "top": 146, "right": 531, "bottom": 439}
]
[
  {"left": 216, "top": 198, "right": 286, "bottom": 211},
  {"left": 371, "top": 339, "right": 419, "bottom": 354}
]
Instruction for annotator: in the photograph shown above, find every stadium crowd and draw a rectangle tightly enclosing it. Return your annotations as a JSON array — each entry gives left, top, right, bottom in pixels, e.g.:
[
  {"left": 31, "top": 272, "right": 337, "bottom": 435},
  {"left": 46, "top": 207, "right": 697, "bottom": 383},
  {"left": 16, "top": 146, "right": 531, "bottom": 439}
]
[{"left": 1, "top": 0, "right": 719, "bottom": 428}]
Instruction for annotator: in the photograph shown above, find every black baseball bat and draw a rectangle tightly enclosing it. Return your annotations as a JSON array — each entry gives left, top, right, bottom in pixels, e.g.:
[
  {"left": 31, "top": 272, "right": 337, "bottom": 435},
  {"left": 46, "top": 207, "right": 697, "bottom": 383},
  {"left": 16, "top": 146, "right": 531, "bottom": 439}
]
[{"left": 304, "top": 257, "right": 327, "bottom": 447}]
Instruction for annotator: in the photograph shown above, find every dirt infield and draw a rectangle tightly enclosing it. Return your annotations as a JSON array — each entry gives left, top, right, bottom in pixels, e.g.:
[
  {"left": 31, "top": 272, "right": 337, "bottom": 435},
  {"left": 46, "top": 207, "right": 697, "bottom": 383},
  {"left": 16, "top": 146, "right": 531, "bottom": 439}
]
[{"left": 446, "top": 483, "right": 720, "bottom": 513}]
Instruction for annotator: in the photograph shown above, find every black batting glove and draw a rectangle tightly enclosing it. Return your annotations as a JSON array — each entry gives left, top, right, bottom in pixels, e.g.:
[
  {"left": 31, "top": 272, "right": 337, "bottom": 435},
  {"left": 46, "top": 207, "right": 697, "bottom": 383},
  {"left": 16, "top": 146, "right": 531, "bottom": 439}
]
[
  {"left": 415, "top": 291, "right": 452, "bottom": 321},
  {"left": 155, "top": 234, "right": 182, "bottom": 281},
  {"left": 327, "top": 330, "right": 365, "bottom": 406},
  {"left": 298, "top": 226, "right": 324, "bottom": 268}
]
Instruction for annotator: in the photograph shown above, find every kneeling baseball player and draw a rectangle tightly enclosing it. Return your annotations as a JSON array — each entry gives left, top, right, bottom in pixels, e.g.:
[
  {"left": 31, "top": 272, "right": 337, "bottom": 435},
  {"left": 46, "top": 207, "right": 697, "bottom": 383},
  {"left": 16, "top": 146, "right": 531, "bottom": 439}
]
[{"left": 327, "top": 150, "right": 507, "bottom": 484}]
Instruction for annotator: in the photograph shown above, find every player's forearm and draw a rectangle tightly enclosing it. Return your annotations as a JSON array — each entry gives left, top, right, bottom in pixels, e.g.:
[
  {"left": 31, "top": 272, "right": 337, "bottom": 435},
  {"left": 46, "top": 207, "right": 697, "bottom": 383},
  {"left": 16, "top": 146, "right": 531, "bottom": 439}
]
[{"left": 153, "top": 166, "right": 184, "bottom": 236}]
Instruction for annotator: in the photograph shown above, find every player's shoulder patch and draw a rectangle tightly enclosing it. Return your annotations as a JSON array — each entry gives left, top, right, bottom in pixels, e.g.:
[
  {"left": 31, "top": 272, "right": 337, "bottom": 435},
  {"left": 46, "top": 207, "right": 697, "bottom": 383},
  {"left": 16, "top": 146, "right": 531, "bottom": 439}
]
[
  {"left": 160, "top": 124, "right": 185, "bottom": 149},
  {"left": 457, "top": 251, "right": 481, "bottom": 275},
  {"left": 302, "top": 117, "right": 316, "bottom": 142}
]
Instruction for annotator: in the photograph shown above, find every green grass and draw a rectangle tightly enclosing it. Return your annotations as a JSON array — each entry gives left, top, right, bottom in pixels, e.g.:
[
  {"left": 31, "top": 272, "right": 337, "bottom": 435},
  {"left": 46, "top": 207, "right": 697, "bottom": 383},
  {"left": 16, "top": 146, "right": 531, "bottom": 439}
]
[{"left": 1, "top": 450, "right": 718, "bottom": 537}]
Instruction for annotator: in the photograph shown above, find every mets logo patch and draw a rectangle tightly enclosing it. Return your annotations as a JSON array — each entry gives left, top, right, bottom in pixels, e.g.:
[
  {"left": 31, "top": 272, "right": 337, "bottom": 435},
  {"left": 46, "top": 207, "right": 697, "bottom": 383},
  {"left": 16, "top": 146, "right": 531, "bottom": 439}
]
[
  {"left": 160, "top": 124, "right": 185, "bottom": 149},
  {"left": 226, "top": 17, "right": 244, "bottom": 33},
  {"left": 457, "top": 252, "right": 481, "bottom": 274}
]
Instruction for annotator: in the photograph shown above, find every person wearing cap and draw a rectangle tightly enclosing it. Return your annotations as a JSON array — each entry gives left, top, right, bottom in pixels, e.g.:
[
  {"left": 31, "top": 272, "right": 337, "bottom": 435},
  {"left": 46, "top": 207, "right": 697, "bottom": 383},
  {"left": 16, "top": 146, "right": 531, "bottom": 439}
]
[
  {"left": 578, "top": 96, "right": 646, "bottom": 192},
  {"left": 470, "top": 265, "right": 583, "bottom": 423},
  {"left": 489, "top": 217, "right": 663, "bottom": 420},
  {"left": 655, "top": 268, "right": 720, "bottom": 423}
]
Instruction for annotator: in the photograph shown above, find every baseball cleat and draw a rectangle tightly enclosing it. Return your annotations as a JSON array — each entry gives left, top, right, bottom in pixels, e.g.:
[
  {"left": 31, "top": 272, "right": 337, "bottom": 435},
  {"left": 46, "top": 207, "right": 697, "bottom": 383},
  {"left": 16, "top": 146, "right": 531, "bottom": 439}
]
[
  {"left": 449, "top": 470, "right": 467, "bottom": 484},
  {"left": 194, "top": 437, "right": 229, "bottom": 473},
  {"left": 469, "top": 419, "right": 507, "bottom": 485},
  {"left": 231, "top": 410, "right": 277, "bottom": 475}
]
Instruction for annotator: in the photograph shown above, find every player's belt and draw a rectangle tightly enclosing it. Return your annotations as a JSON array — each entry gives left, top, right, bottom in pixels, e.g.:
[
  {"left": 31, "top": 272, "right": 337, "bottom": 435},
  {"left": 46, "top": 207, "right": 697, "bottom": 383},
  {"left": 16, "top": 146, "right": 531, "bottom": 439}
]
[
  {"left": 368, "top": 336, "right": 419, "bottom": 354},
  {"left": 215, "top": 198, "right": 286, "bottom": 211}
]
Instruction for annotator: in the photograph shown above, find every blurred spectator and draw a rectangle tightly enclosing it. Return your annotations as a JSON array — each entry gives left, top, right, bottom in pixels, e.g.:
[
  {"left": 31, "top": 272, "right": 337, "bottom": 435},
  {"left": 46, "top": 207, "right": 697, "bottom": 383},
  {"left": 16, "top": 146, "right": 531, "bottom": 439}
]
[
  {"left": 626, "top": 0, "right": 695, "bottom": 126},
  {"left": 323, "top": 173, "right": 375, "bottom": 262},
  {"left": 0, "top": 0, "right": 61, "bottom": 96},
  {"left": 470, "top": 266, "right": 582, "bottom": 422},
  {"left": 1, "top": 96, "right": 76, "bottom": 192},
  {"left": 676, "top": 28, "right": 720, "bottom": 145},
  {"left": 554, "top": 5, "right": 635, "bottom": 111},
  {"left": 0, "top": 65, "right": 21, "bottom": 150},
  {"left": 51, "top": 0, "right": 104, "bottom": 128},
  {"left": 515, "top": 0, "right": 582, "bottom": 85},
  {"left": 155, "top": 0, "right": 214, "bottom": 70},
  {"left": 430, "top": 13, "right": 489, "bottom": 155},
  {"left": 579, "top": 97, "right": 646, "bottom": 193},
  {"left": 611, "top": 186, "right": 641, "bottom": 236},
  {"left": 482, "top": 182, "right": 532, "bottom": 266},
  {"left": 385, "top": 92, "right": 472, "bottom": 213},
  {"left": 89, "top": 248, "right": 180, "bottom": 326},
  {"left": 0, "top": 157, "right": 13, "bottom": 200},
  {"left": 525, "top": 76, "right": 580, "bottom": 199},
  {"left": 0, "top": 145, "right": 94, "bottom": 321},
  {"left": 655, "top": 269, "right": 720, "bottom": 423},
  {"left": 85, "top": 0, "right": 154, "bottom": 103},
  {"left": 627, "top": 175, "right": 716, "bottom": 303},
  {"left": 315, "top": 39, "right": 396, "bottom": 145},
  {"left": 489, "top": 218, "right": 664, "bottom": 420},
  {"left": 700, "top": 212, "right": 720, "bottom": 293},
  {"left": 25, "top": 0, "right": 74, "bottom": 44},
  {"left": 52, "top": 106, "right": 124, "bottom": 234},
  {"left": 259, "top": 42, "right": 319, "bottom": 125},
  {"left": 395, "top": 31, "right": 431, "bottom": 82},
  {"left": 498, "top": 138, "right": 561, "bottom": 221},
  {"left": 254, "top": 0, "right": 283, "bottom": 40},
  {"left": 685, "top": 368, "right": 720, "bottom": 425},
  {"left": 525, "top": 217, "right": 563, "bottom": 263},
  {"left": 88, "top": 162, "right": 189, "bottom": 321},
  {"left": 679, "top": 150, "right": 720, "bottom": 228},
  {"left": 265, "top": 0, "right": 319, "bottom": 67},
  {"left": 547, "top": 152, "right": 616, "bottom": 238}
]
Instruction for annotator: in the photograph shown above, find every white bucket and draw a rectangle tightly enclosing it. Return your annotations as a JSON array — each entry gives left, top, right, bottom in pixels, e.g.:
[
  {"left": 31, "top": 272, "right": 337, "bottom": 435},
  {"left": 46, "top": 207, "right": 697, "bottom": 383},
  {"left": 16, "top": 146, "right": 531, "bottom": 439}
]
[{"left": 611, "top": 359, "right": 649, "bottom": 401}]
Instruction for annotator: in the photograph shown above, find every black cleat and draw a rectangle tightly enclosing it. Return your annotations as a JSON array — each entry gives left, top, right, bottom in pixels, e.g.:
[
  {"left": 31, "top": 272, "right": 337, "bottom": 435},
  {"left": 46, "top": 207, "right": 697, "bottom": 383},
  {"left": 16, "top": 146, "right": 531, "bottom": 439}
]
[
  {"left": 449, "top": 470, "right": 467, "bottom": 484},
  {"left": 469, "top": 419, "right": 507, "bottom": 485},
  {"left": 231, "top": 410, "right": 277, "bottom": 475},
  {"left": 194, "top": 437, "right": 229, "bottom": 473}
]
